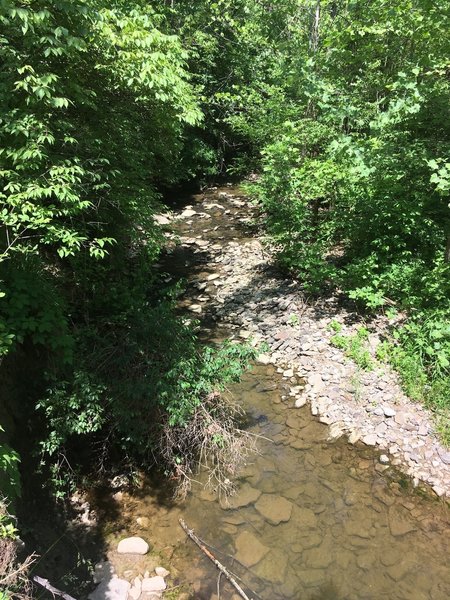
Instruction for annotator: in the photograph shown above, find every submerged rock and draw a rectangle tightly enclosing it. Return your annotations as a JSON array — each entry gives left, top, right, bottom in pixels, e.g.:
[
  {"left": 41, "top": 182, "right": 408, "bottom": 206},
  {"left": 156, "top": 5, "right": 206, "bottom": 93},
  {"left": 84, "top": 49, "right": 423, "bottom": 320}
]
[
  {"left": 255, "top": 493, "right": 293, "bottom": 525},
  {"left": 220, "top": 483, "right": 261, "bottom": 509},
  {"left": 235, "top": 531, "right": 269, "bottom": 567},
  {"left": 388, "top": 506, "right": 417, "bottom": 537}
]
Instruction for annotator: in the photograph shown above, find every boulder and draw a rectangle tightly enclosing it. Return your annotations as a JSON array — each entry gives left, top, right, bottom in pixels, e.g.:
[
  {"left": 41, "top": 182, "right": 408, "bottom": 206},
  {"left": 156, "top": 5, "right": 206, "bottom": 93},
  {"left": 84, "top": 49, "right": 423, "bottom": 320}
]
[{"left": 117, "top": 537, "right": 149, "bottom": 555}]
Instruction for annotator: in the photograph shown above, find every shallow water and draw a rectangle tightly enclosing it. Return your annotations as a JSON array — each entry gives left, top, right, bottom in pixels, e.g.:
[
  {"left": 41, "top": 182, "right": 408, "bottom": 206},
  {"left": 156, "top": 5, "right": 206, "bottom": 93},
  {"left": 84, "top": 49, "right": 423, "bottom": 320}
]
[{"left": 102, "top": 187, "right": 450, "bottom": 600}]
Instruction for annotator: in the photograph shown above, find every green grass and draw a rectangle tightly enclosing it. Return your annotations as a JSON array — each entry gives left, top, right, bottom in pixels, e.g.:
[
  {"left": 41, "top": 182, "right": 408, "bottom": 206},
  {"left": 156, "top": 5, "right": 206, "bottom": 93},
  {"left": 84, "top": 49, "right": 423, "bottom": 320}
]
[{"left": 330, "top": 326, "right": 375, "bottom": 371}]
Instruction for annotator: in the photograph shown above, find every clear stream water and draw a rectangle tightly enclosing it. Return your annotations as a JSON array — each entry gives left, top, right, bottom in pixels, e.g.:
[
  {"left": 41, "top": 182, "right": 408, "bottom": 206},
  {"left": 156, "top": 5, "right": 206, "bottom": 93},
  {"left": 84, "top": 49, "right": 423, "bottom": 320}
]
[{"left": 101, "top": 187, "right": 450, "bottom": 600}]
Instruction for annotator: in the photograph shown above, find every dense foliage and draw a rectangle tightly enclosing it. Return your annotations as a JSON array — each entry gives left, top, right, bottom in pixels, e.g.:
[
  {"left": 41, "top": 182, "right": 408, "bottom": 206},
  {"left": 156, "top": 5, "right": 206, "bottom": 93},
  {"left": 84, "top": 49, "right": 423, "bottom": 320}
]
[{"left": 0, "top": 0, "right": 255, "bottom": 512}]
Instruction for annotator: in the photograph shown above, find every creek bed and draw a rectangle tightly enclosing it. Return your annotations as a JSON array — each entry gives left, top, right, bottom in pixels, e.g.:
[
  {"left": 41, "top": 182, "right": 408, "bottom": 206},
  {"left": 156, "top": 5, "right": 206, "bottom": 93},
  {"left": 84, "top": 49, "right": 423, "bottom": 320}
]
[{"left": 100, "top": 186, "right": 450, "bottom": 600}]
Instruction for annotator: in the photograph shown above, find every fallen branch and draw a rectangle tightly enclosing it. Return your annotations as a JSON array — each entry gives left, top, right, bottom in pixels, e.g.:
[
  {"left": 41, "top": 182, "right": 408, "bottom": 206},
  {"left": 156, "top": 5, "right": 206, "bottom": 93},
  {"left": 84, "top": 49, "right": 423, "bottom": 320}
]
[
  {"left": 179, "top": 518, "right": 253, "bottom": 600},
  {"left": 33, "top": 576, "right": 77, "bottom": 600}
]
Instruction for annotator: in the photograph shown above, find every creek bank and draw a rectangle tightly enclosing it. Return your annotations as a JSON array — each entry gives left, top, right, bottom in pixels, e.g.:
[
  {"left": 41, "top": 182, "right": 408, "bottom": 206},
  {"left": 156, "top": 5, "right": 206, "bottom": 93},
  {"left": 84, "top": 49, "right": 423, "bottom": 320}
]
[
  {"left": 88, "top": 184, "right": 450, "bottom": 600},
  {"left": 163, "top": 185, "right": 450, "bottom": 498},
  {"left": 88, "top": 537, "right": 173, "bottom": 600}
]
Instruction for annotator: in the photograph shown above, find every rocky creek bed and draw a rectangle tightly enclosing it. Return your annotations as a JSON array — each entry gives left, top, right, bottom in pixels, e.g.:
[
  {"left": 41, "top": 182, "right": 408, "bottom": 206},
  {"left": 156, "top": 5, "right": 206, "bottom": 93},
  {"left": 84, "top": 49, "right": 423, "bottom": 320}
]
[{"left": 87, "top": 185, "right": 450, "bottom": 600}]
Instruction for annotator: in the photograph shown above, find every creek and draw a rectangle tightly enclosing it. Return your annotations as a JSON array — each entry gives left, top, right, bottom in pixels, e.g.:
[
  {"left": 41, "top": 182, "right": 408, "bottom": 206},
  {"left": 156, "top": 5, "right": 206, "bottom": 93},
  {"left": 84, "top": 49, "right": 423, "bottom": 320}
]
[{"left": 98, "top": 186, "right": 450, "bottom": 600}]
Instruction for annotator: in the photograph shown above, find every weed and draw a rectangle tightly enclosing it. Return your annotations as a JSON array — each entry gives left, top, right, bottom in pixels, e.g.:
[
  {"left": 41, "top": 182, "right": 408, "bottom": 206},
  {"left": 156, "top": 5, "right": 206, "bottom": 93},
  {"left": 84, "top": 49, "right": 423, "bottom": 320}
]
[{"left": 330, "top": 327, "right": 375, "bottom": 371}]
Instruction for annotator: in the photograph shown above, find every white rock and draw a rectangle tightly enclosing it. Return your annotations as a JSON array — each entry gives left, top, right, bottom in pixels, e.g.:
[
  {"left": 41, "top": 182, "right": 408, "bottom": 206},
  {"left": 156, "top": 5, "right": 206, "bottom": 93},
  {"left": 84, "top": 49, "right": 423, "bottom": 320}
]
[
  {"left": 127, "top": 585, "right": 141, "bottom": 600},
  {"left": 155, "top": 567, "right": 170, "bottom": 578},
  {"left": 383, "top": 407, "right": 396, "bottom": 417},
  {"left": 141, "top": 576, "right": 166, "bottom": 593},
  {"left": 153, "top": 214, "right": 171, "bottom": 225},
  {"left": 93, "top": 561, "right": 115, "bottom": 584},
  {"left": 379, "top": 454, "right": 390, "bottom": 464},
  {"left": 295, "top": 397, "right": 307, "bottom": 408},
  {"left": 181, "top": 208, "right": 196, "bottom": 218},
  {"left": 117, "top": 537, "right": 149, "bottom": 555},
  {"left": 88, "top": 578, "right": 130, "bottom": 600}
]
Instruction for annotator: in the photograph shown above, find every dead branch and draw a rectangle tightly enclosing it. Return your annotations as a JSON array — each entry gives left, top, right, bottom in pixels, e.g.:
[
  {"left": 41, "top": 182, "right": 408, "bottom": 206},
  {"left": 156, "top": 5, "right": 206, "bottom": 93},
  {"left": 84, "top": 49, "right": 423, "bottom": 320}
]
[
  {"left": 33, "top": 576, "right": 77, "bottom": 600},
  {"left": 179, "top": 518, "right": 253, "bottom": 600}
]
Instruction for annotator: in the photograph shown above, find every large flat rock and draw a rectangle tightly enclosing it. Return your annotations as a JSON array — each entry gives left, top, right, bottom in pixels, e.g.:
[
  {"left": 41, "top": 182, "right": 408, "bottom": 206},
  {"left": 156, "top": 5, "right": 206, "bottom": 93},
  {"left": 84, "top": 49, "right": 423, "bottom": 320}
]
[
  {"left": 235, "top": 531, "right": 269, "bottom": 567},
  {"left": 221, "top": 483, "right": 261, "bottom": 510},
  {"left": 255, "top": 494, "right": 293, "bottom": 525},
  {"left": 88, "top": 578, "right": 130, "bottom": 600}
]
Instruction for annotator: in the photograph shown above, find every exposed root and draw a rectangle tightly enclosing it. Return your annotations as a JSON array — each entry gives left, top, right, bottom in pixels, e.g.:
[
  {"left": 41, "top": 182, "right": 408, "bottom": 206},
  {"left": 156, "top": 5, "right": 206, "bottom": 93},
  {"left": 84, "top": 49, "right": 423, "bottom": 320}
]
[{"left": 159, "top": 392, "right": 257, "bottom": 500}]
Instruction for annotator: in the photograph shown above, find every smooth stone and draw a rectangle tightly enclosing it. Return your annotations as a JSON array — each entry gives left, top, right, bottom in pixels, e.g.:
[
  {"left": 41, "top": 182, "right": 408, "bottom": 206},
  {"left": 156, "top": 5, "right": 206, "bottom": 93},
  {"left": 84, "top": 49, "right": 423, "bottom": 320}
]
[
  {"left": 253, "top": 548, "right": 288, "bottom": 583},
  {"left": 141, "top": 577, "right": 166, "bottom": 593},
  {"left": 117, "top": 537, "right": 149, "bottom": 555},
  {"left": 88, "top": 578, "right": 130, "bottom": 600},
  {"left": 220, "top": 483, "right": 261, "bottom": 509},
  {"left": 304, "top": 540, "right": 334, "bottom": 569},
  {"left": 255, "top": 494, "right": 293, "bottom": 525},
  {"left": 383, "top": 407, "right": 396, "bottom": 417},
  {"left": 295, "top": 397, "right": 307, "bottom": 408},
  {"left": 181, "top": 209, "right": 196, "bottom": 218},
  {"left": 154, "top": 567, "right": 169, "bottom": 578},
  {"left": 362, "top": 433, "right": 378, "bottom": 446},
  {"left": 295, "top": 507, "right": 318, "bottom": 528},
  {"left": 379, "top": 454, "right": 390, "bottom": 464},
  {"left": 235, "top": 531, "right": 269, "bottom": 567},
  {"left": 93, "top": 561, "right": 115, "bottom": 584}
]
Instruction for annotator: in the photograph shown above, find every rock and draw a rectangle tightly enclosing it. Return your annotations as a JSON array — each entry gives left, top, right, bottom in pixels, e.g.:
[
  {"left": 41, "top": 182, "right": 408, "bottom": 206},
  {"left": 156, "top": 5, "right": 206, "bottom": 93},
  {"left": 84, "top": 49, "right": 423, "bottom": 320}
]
[
  {"left": 362, "top": 433, "right": 378, "bottom": 446},
  {"left": 153, "top": 214, "right": 171, "bottom": 225},
  {"left": 295, "top": 397, "right": 307, "bottom": 408},
  {"left": 180, "top": 208, "right": 196, "bottom": 218},
  {"left": 348, "top": 430, "right": 361, "bottom": 444},
  {"left": 437, "top": 448, "right": 450, "bottom": 465},
  {"left": 255, "top": 494, "right": 293, "bottom": 525},
  {"left": 88, "top": 578, "right": 130, "bottom": 600},
  {"left": 328, "top": 422, "right": 345, "bottom": 440},
  {"left": 304, "top": 541, "right": 334, "bottom": 569},
  {"left": 388, "top": 506, "right": 417, "bottom": 537},
  {"left": 93, "top": 561, "right": 115, "bottom": 584},
  {"left": 221, "top": 483, "right": 261, "bottom": 509},
  {"left": 295, "top": 507, "right": 318, "bottom": 528},
  {"left": 356, "top": 551, "right": 376, "bottom": 570},
  {"left": 154, "top": 567, "right": 169, "bottom": 578},
  {"left": 379, "top": 454, "right": 390, "bottom": 464},
  {"left": 386, "top": 557, "right": 415, "bottom": 581},
  {"left": 253, "top": 548, "right": 288, "bottom": 583},
  {"left": 117, "top": 537, "right": 149, "bottom": 555},
  {"left": 256, "top": 353, "right": 271, "bottom": 365},
  {"left": 235, "top": 531, "right": 269, "bottom": 567},
  {"left": 343, "top": 520, "right": 371, "bottom": 539},
  {"left": 128, "top": 585, "right": 141, "bottom": 600},
  {"left": 141, "top": 577, "right": 166, "bottom": 593},
  {"left": 136, "top": 517, "right": 150, "bottom": 528},
  {"left": 383, "top": 406, "right": 396, "bottom": 417}
]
